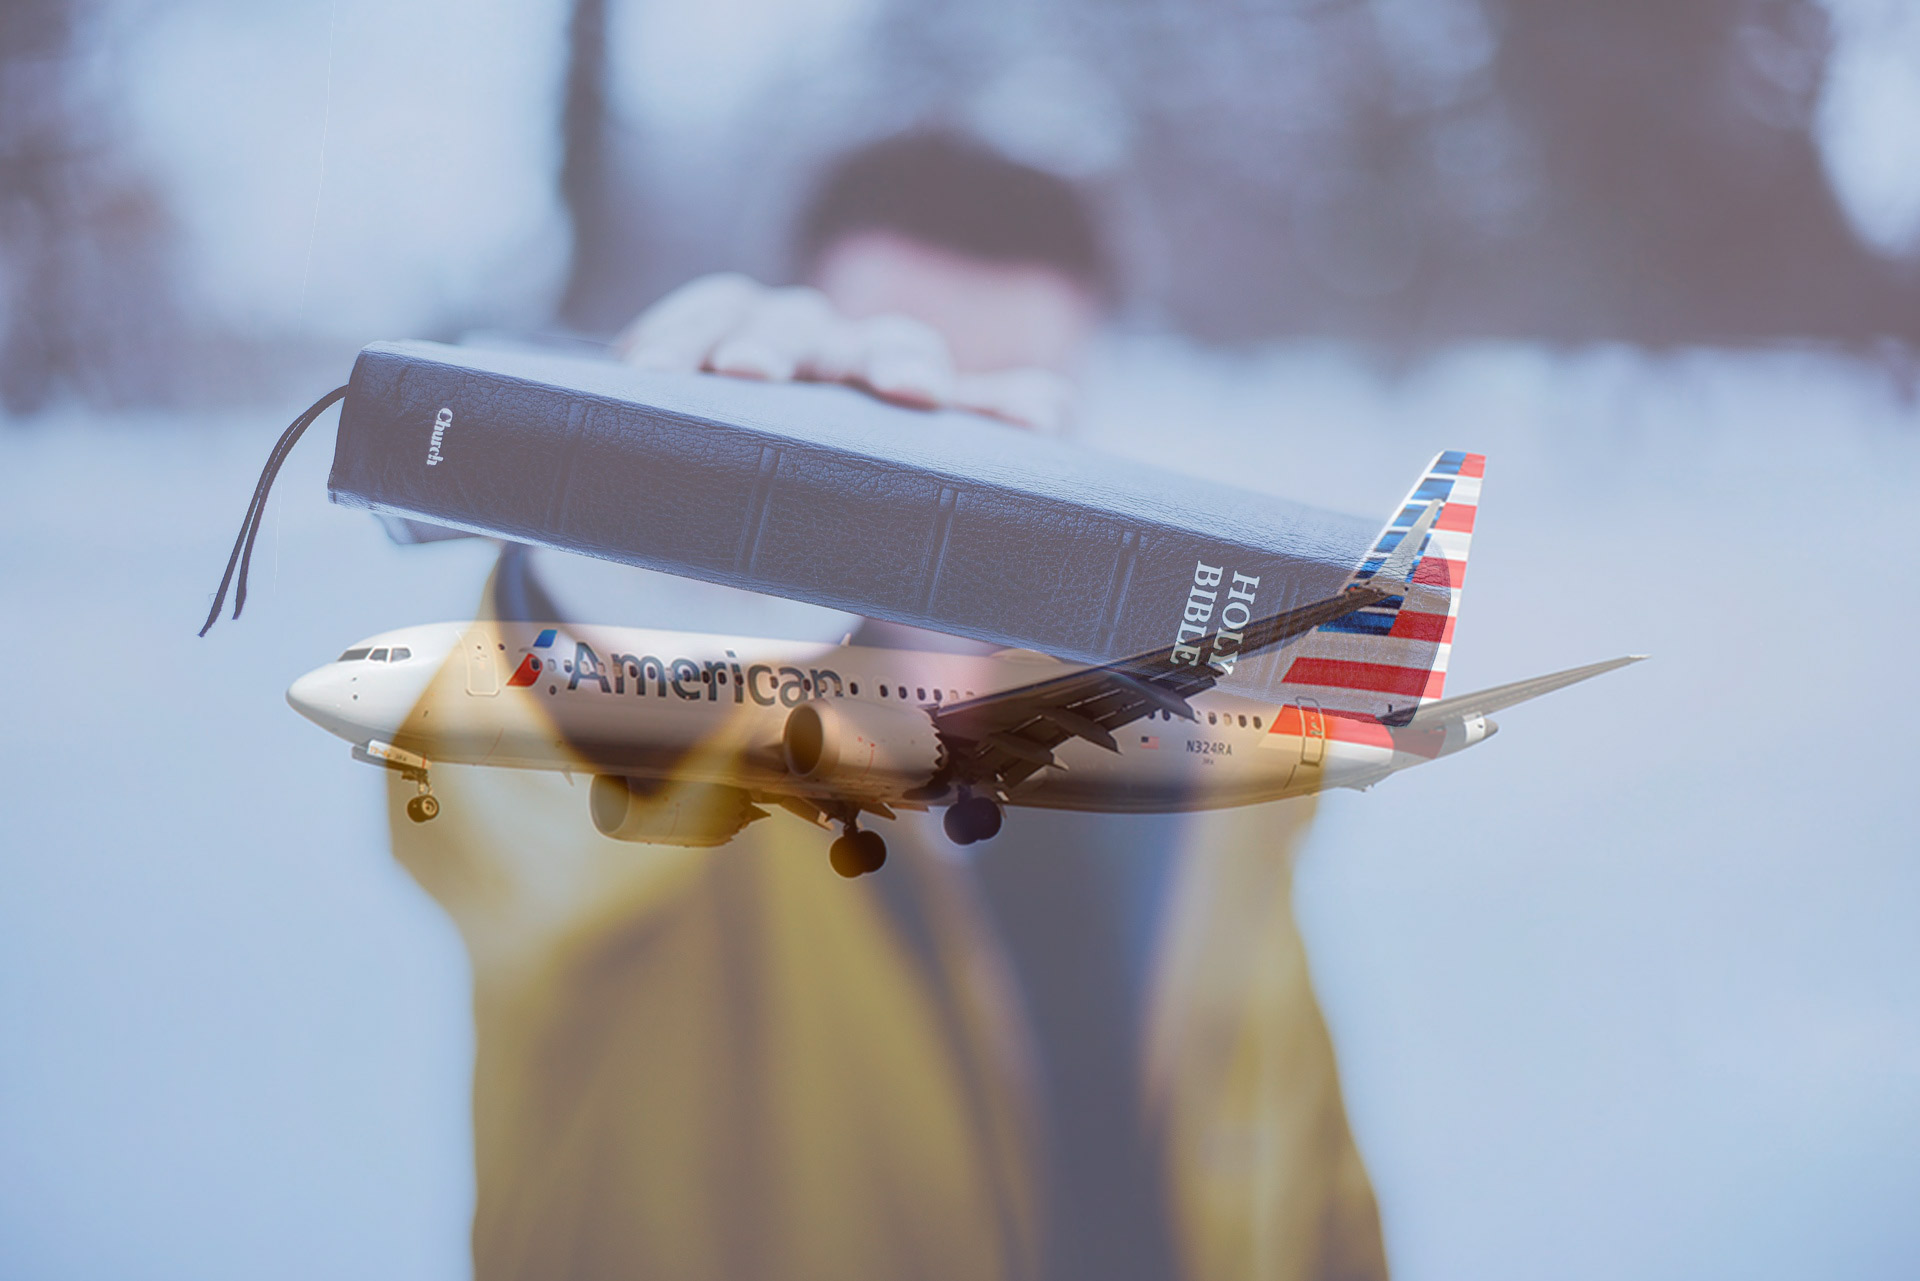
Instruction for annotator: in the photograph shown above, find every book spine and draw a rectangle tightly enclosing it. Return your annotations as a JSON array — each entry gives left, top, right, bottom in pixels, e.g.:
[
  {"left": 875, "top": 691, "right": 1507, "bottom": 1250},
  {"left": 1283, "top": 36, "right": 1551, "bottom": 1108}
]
[{"left": 328, "top": 347, "right": 1353, "bottom": 687}]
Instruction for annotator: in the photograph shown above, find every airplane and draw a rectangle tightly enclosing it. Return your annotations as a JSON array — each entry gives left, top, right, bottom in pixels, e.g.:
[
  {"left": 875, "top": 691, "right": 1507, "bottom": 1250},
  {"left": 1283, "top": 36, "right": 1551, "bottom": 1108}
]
[{"left": 284, "top": 451, "right": 1643, "bottom": 878}]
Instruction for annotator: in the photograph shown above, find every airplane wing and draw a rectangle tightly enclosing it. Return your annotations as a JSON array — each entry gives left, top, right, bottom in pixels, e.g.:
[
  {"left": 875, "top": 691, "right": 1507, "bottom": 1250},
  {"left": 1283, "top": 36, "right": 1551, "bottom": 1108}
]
[
  {"left": 1400, "top": 654, "right": 1647, "bottom": 729},
  {"left": 927, "top": 583, "right": 1394, "bottom": 789},
  {"left": 927, "top": 501, "right": 1447, "bottom": 793}
]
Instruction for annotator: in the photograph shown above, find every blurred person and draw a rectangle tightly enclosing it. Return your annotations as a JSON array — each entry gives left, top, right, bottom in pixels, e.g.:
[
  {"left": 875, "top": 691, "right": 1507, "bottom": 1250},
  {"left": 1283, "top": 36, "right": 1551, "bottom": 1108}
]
[{"left": 390, "top": 132, "right": 1385, "bottom": 1281}]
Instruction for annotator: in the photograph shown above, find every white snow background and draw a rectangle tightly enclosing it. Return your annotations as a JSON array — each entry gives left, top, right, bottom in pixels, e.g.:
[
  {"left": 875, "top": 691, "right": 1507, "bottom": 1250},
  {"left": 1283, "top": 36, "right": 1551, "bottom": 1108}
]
[{"left": 4, "top": 343, "right": 1915, "bottom": 1281}]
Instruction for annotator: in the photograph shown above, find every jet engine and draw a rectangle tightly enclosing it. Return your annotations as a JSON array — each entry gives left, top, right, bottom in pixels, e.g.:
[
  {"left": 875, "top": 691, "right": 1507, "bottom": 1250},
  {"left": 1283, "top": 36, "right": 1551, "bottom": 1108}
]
[
  {"left": 783, "top": 699, "right": 945, "bottom": 793},
  {"left": 589, "top": 776, "right": 764, "bottom": 847}
]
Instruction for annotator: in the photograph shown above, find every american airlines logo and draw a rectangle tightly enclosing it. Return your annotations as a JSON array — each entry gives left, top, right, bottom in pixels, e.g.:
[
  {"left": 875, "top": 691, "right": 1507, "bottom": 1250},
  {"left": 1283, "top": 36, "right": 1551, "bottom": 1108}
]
[
  {"left": 426, "top": 406, "right": 451, "bottom": 466},
  {"left": 505, "top": 628, "right": 843, "bottom": 707}
]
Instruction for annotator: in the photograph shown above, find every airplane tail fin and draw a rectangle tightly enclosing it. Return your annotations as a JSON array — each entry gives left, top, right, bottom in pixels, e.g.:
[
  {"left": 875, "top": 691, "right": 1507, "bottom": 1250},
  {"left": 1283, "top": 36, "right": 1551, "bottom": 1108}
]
[{"left": 1278, "top": 450, "right": 1483, "bottom": 720}]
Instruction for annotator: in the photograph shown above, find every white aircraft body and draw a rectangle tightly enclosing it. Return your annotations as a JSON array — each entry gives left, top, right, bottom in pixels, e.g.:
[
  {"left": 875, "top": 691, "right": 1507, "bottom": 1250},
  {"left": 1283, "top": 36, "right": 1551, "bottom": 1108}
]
[{"left": 286, "top": 452, "right": 1642, "bottom": 877}]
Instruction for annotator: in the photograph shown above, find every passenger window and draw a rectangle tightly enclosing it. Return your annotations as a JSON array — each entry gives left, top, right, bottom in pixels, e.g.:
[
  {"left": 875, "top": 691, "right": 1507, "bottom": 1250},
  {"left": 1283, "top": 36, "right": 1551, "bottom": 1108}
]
[
  {"left": 337, "top": 648, "right": 371, "bottom": 662},
  {"left": 932, "top": 688, "right": 942, "bottom": 702},
  {"left": 949, "top": 689, "right": 958, "bottom": 701},
  {"left": 1238, "top": 715, "right": 1247, "bottom": 727},
  {"left": 368, "top": 648, "right": 389, "bottom": 662},
  {"left": 850, "top": 682, "right": 860, "bottom": 695},
  {"left": 916, "top": 687, "right": 926, "bottom": 701},
  {"left": 1207, "top": 712, "right": 1217, "bottom": 725},
  {"left": 880, "top": 684, "right": 889, "bottom": 697},
  {"left": 1253, "top": 716, "right": 1262, "bottom": 729},
  {"left": 389, "top": 647, "right": 411, "bottom": 662}
]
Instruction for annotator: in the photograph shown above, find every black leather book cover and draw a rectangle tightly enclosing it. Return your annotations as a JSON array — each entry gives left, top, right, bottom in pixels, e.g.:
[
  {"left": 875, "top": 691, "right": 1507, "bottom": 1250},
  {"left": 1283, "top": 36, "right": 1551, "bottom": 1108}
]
[{"left": 328, "top": 340, "right": 1374, "bottom": 690}]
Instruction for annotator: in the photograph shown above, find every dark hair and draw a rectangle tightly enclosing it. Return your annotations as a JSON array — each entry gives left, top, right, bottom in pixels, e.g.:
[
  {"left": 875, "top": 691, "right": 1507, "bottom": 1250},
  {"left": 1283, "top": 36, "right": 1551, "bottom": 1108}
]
[{"left": 793, "top": 132, "right": 1112, "bottom": 298}]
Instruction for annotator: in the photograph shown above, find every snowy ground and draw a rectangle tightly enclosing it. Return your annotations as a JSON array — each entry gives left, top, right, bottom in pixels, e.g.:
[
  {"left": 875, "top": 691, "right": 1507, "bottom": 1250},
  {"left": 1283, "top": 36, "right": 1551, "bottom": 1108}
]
[{"left": 3, "top": 342, "right": 1916, "bottom": 1280}]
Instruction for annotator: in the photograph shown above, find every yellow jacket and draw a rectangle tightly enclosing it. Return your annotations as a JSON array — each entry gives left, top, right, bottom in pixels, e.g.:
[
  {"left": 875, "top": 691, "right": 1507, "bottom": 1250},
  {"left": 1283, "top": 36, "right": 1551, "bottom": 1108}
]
[{"left": 388, "top": 571, "right": 1386, "bottom": 1280}]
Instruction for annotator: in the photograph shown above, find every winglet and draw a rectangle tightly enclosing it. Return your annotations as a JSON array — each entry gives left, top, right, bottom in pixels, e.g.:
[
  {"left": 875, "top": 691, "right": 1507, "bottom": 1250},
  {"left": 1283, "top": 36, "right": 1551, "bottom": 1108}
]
[{"left": 1370, "top": 499, "right": 1442, "bottom": 587}]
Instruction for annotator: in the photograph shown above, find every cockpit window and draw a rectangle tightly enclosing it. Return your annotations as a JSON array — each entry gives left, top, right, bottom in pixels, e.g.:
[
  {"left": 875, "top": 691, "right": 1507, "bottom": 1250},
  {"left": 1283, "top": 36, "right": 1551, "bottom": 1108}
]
[
  {"left": 338, "top": 648, "right": 372, "bottom": 662},
  {"left": 368, "top": 648, "right": 390, "bottom": 662},
  {"left": 389, "top": 647, "right": 411, "bottom": 662}
]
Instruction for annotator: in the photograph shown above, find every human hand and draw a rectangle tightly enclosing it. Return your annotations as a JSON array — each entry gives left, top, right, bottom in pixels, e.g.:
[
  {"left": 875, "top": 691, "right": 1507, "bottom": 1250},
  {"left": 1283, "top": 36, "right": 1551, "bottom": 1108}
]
[{"left": 614, "top": 273, "right": 1075, "bottom": 434}]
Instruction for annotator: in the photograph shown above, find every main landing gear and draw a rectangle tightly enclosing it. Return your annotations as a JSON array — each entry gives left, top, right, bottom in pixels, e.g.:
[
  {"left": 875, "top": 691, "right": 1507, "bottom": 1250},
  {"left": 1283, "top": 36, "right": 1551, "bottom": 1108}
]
[
  {"left": 796, "top": 801, "right": 887, "bottom": 878},
  {"left": 942, "top": 795, "right": 1003, "bottom": 846},
  {"left": 829, "top": 827, "right": 887, "bottom": 878}
]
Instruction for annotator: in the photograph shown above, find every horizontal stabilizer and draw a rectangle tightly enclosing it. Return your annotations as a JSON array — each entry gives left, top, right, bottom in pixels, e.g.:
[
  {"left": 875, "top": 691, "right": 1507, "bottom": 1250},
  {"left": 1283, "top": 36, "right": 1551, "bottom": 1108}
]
[{"left": 1403, "top": 655, "right": 1646, "bottom": 728}]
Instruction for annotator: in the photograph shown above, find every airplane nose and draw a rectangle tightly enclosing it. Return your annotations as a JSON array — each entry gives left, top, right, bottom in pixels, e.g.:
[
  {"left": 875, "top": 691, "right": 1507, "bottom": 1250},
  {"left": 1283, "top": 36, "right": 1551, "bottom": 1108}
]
[{"left": 287, "top": 667, "right": 351, "bottom": 736}]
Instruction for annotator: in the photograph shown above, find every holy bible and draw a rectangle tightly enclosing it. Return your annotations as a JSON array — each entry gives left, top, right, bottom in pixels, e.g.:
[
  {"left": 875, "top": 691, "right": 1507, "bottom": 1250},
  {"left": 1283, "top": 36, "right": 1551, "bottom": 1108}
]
[{"left": 239, "top": 340, "right": 1378, "bottom": 693}]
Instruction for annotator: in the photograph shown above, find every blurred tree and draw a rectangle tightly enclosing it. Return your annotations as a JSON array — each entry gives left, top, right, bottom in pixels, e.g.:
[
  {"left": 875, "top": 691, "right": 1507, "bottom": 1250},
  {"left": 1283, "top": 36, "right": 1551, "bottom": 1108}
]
[
  {"left": 556, "top": 0, "right": 634, "bottom": 333},
  {"left": 632, "top": 0, "right": 1916, "bottom": 350},
  {"left": 1101, "top": 0, "right": 1918, "bottom": 346},
  {"left": 14, "top": 0, "right": 1915, "bottom": 411},
  {"left": 0, "top": 0, "right": 200, "bottom": 412},
  {"left": 1483, "top": 0, "right": 1912, "bottom": 344}
]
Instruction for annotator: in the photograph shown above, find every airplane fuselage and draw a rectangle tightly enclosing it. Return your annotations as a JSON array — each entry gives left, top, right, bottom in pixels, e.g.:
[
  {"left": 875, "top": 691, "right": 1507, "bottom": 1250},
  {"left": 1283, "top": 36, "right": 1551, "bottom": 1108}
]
[{"left": 288, "top": 620, "right": 1494, "bottom": 817}]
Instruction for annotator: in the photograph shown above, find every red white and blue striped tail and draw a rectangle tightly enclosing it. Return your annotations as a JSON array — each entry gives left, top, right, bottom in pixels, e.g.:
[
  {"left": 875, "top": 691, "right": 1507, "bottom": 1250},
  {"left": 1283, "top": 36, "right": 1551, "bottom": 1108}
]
[{"left": 1279, "top": 450, "right": 1484, "bottom": 720}]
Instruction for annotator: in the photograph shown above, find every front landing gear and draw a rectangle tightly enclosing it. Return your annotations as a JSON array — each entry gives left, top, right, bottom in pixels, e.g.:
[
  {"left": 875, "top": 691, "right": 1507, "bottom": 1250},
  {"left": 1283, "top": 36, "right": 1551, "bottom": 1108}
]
[
  {"left": 354, "top": 740, "right": 440, "bottom": 823},
  {"left": 829, "top": 828, "right": 887, "bottom": 878}
]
